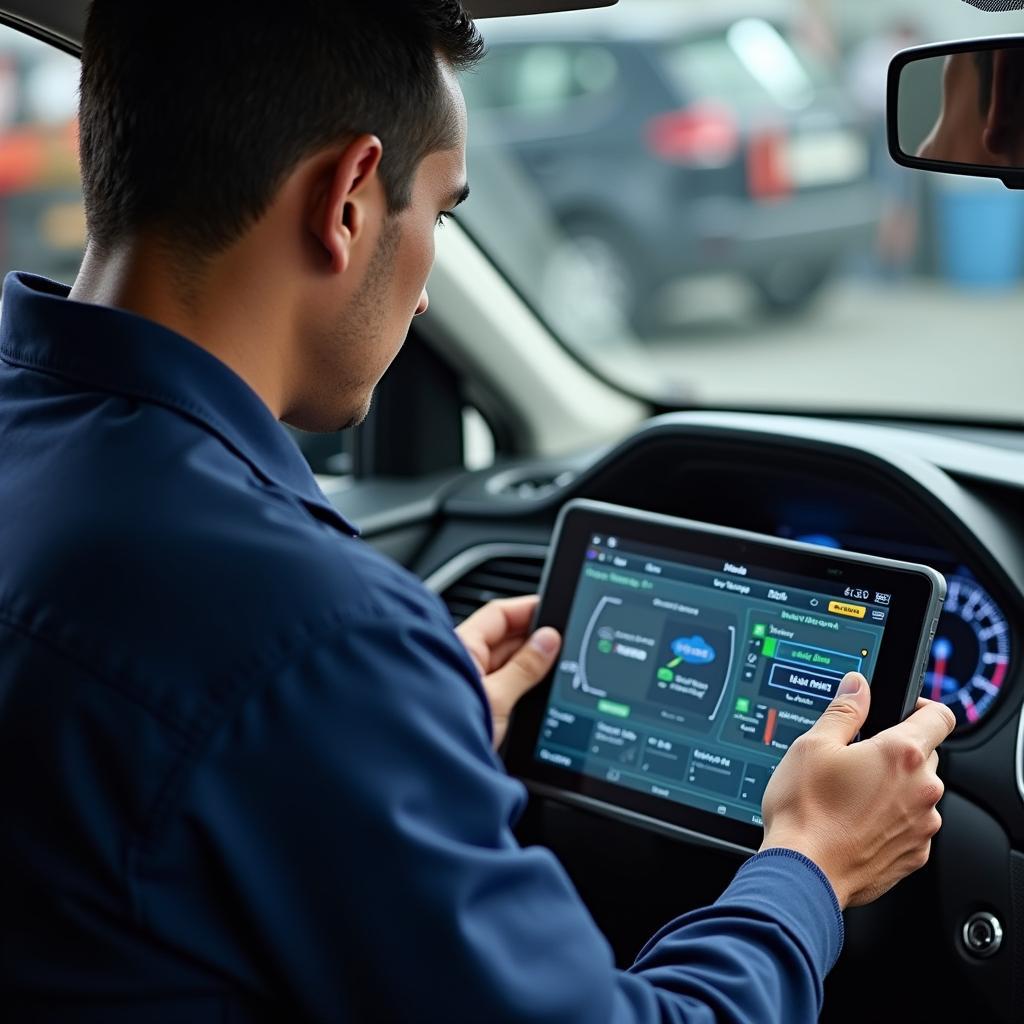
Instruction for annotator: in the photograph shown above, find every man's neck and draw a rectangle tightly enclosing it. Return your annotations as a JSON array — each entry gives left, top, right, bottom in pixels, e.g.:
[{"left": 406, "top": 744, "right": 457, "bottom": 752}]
[{"left": 71, "top": 240, "right": 289, "bottom": 418}]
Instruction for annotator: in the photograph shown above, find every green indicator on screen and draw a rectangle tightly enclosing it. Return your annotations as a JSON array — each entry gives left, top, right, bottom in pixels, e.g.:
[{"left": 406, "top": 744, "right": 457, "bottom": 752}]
[
  {"left": 598, "top": 699, "right": 631, "bottom": 718},
  {"left": 735, "top": 697, "right": 751, "bottom": 714},
  {"left": 597, "top": 639, "right": 613, "bottom": 654},
  {"left": 657, "top": 667, "right": 674, "bottom": 683},
  {"left": 762, "top": 636, "right": 778, "bottom": 658},
  {"left": 752, "top": 623, "right": 766, "bottom": 638}
]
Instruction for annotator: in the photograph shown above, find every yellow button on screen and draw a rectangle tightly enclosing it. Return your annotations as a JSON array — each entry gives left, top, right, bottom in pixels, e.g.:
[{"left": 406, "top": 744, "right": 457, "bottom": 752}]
[{"left": 828, "top": 601, "right": 867, "bottom": 619}]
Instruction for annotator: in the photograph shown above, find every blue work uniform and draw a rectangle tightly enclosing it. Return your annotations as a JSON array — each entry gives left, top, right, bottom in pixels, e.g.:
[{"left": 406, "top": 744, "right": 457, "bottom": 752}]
[{"left": 0, "top": 272, "right": 843, "bottom": 1022}]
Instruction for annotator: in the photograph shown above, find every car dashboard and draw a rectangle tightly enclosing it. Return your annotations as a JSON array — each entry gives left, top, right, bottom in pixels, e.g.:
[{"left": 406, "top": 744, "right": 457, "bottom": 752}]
[{"left": 338, "top": 410, "right": 1024, "bottom": 1023}]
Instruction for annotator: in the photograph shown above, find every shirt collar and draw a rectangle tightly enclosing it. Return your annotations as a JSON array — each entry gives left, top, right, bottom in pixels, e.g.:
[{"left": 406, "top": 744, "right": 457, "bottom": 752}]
[{"left": 0, "top": 272, "right": 359, "bottom": 537}]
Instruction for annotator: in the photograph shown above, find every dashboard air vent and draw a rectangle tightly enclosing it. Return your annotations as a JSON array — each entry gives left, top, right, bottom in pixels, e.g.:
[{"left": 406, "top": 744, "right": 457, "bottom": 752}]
[
  {"left": 439, "top": 553, "right": 546, "bottom": 623},
  {"left": 487, "top": 469, "right": 576, "bottom": 501}
]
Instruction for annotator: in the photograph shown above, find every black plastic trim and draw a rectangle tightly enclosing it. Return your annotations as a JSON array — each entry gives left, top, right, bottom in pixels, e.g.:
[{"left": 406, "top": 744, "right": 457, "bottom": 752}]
[{"left": 888, "top": 34, "right": 1024, "bottom": 190}]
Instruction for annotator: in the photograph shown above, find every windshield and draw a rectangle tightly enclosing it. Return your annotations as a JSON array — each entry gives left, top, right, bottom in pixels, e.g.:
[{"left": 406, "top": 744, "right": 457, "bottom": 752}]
[{"left": 459, "top": 0, "right": 1024, "bottom": 422}]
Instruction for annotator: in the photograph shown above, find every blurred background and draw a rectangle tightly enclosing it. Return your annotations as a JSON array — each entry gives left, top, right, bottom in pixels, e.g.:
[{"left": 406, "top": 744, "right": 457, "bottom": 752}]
[
  {"left": 1, "top": 0, "right": 1022, "bottom": 427},
  {"left": 459, "top": 0, "right": 1024, "bottom": 422}
]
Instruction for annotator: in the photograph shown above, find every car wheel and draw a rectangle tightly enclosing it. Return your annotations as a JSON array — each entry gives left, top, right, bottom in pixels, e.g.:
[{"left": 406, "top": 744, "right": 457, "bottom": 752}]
[
  {"left": 541, "top": 222, "right": 661, "bottom": 342},
  {"left": 750, "top": 259, "right": 834, "bottom": 317}
]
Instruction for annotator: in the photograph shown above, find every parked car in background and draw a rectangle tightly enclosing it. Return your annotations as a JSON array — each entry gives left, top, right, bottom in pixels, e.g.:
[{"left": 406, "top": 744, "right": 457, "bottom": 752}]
[{"left": 465, "top": 1, "right": 879, "bottom": 337}]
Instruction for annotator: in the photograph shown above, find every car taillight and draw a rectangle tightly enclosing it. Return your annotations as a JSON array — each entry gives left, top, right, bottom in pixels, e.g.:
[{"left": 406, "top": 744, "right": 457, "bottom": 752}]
[
  {"left": 747, "top": 128, "right": 793, "bottom": 202},
  {"left": 645, "top": 102, "right": 740, "bottom": 167}
]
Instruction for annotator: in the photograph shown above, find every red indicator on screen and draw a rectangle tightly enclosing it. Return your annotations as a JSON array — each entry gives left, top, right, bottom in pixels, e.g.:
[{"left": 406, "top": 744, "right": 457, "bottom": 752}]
[{"left": 763, "top": 707, "right": 778, "bottom": 746}]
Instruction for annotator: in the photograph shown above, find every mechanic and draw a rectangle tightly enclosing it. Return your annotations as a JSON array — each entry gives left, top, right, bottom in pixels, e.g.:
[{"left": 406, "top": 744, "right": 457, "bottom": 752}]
[
  {"left": 918, "top": 48, "right": 1024, "bottom": 166},
  {"left": 0, "top": 3, "right": 955, "bottom": 1022}
]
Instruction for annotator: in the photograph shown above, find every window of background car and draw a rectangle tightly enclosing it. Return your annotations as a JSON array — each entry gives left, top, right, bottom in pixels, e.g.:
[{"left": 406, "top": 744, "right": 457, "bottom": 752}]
[
  {"left": 460, "top": 0, "right": 1024, "bottom": 423},
  {"left": 0, "top": 25, "right": 82, "bottom": 287},
  {"left": 659, "top": 22, "right": 829, "bottom": 116},
  {"left": 462, "top": 42, "right": 620, "bottom": 114}
]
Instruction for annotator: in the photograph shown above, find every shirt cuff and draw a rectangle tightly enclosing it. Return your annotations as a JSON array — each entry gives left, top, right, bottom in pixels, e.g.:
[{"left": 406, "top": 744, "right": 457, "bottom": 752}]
[{"left": 722, "top": 847, "right": 845, "bottom": 974}]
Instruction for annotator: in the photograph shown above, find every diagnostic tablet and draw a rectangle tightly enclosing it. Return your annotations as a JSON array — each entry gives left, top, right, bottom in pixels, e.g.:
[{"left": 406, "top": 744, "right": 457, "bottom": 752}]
[{"left": 504, "top": 499, "right": 946, "bottom": 854}]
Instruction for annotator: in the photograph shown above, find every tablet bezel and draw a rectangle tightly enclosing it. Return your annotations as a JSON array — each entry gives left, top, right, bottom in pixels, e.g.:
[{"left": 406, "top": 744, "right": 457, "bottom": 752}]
[{"left": 503, "top": 499, "right": 946, "bottom": 854}]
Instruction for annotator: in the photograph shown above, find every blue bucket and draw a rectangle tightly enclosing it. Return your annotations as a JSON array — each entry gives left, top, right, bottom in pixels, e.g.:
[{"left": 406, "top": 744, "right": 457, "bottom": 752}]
[{"left": 936, "top": 177, "right": 1024, "bottom": 289}]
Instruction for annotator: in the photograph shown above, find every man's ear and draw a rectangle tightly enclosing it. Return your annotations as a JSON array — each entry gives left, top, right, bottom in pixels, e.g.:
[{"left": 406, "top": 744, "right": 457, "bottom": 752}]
[
  {"left": 310, "top": 134, "right": 385, "bottom": 274},
  {"left": 982, "top": 50, "right": 1024, "bottom": 163}
]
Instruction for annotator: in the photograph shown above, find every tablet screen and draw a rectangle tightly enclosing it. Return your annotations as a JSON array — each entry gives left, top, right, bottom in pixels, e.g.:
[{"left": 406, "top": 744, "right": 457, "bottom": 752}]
[{"left": 532, "top": 532, "right": 894, "bottom": 830}]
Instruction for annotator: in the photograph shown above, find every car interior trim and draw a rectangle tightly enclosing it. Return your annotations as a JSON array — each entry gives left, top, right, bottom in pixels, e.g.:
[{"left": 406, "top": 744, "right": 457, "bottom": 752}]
[
  {"left": 0, "top": 0, "right": 621, "bottom": 57},
  {"left": 525, "top": 781, "right": 755, "bottom": 858},
  {"left": 424, "top": 542, "right": 551, "bottom": 596},
  {"left": 424, "top": 220, "right": 646, "bottom": 458},
  {"left": 1016, "top": 698, "right": 1024, "bottom": 807}
]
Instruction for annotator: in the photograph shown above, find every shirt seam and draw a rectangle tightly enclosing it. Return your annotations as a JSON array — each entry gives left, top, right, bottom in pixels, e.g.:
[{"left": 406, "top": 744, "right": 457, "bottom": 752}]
[
  {"left": 1, "top": 344, "right": 254, "bottom": 462},
  {"left": 0, "top": 606, "right": 195, "bottom": 741},
  {"left": 739, "top": 847, "right": 846, "bottom": 968},
  {"left": 125, "top": 600, "right": 469, "bottom": 930},
  {"left": 0, "top": 553, "right": 415, "bottom": 766},
  {"left": 133, "top": 595, "right": 421, "bottom": 844},
  {"left": 0, "top": 342, "right": 353, "bottom": 535}
]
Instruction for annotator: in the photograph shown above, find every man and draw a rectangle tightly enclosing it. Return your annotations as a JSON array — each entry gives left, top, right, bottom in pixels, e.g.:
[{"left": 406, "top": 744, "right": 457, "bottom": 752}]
[
  {"left": 0, "top": 3, "right": 954, "bottom": 1021},
  {"left": 917, "top": 48, "right": 1024, "bottom": 166}
]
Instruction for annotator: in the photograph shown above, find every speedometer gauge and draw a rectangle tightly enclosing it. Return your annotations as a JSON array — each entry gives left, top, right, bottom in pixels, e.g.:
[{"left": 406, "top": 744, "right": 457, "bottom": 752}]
[{"left": 923, "top": 575, "right": 1011, "bottom": 729}]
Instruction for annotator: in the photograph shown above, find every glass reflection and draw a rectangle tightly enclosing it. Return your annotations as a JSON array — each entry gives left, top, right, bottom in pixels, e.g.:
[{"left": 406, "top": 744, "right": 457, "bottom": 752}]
[{"left": 913, "top": 49, "right": 1024, "bottom": 168}]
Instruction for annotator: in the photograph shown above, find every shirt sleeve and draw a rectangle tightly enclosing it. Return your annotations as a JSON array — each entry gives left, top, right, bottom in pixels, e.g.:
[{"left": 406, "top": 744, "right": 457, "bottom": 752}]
[{"left": 134, "top": 600, "right": 843, "bottom": 1024}]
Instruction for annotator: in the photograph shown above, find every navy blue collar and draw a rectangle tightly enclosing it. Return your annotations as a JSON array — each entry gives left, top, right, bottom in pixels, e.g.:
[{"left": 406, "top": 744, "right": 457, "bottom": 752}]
[{"left": 0, "top": 272, "right": 359, "bottom": 536}]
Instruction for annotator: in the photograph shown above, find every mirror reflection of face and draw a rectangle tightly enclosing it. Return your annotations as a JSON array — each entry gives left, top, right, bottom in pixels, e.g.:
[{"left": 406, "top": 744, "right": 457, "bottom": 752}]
[{"left": 916, "top": 49, "right": 1024, "bottom": 169}]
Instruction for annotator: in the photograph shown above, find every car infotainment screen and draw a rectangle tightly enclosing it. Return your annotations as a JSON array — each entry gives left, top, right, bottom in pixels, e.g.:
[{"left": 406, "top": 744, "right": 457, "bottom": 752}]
[{"left": 504, "top": 500, "right": 945, "bottom": 853}]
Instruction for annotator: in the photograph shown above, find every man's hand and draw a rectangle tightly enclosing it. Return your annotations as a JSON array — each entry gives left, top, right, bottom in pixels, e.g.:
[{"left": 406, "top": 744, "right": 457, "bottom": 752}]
[
  {"left": 760, "top": 672, "right": 956, "bottom": 910},
  {"left": 455, "top": 596, "right": 562, "bottom": 749}
]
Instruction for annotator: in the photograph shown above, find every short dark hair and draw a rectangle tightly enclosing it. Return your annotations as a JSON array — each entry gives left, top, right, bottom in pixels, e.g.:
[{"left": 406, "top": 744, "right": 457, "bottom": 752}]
[{"left": 78, "top": 1, "right": 484, "bottom": 260}]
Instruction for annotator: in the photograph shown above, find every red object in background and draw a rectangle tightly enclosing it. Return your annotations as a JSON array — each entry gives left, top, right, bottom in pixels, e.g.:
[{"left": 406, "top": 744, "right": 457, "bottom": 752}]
[
  {"left": 747, "top": 127, "right": 793, "bottom": 202},
  {"left": 763, "top": 706, "right": 778, "bottom": 745},
  {"left": 645, "top": 101, "right": 740, "bottom": 167},
  {"left": 0, "top": 118, "right": 79, "bottom": 197},
  {"left": 0, "top": 128, "right": 46, "bottom": 195}
]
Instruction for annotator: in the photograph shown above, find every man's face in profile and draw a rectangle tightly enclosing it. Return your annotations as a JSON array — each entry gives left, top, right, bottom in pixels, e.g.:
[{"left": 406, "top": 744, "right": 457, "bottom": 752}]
[{"left": 291, "top": 61, "right": 469, "bottom": 434}]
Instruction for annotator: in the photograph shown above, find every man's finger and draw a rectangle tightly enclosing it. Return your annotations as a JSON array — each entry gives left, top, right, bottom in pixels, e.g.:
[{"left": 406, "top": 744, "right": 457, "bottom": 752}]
[
  {"left": 888, "top": 698, "right": 957, "bottom": 755},
  {"left": 485, "top": 628, "right": 561, "bottom": 710},
  {"left": 456, "top": 595, "right": 539, "bottom": 649},
  {"left": 483, "top": 636, "right": 532, "bottom": 674},
  {"left": 807, "top": 672, "right": 871, "bottom": 746}
]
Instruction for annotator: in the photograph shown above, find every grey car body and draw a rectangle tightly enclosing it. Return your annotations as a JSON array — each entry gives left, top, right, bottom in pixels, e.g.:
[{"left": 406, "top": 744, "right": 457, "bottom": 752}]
[{"left": 465, "top": 1, "right": 879, "bottom": 336}]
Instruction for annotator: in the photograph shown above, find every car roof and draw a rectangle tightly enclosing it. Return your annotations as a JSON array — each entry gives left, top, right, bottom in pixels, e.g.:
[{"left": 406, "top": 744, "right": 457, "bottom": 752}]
[{"left": 480, "top": 0, "right": 798, "bottom": 44}]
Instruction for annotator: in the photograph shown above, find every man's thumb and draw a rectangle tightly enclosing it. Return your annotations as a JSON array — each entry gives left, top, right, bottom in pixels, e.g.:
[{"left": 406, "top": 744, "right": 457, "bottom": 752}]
[
  {"left": 810, "top": 672, "right": 870, "bottom": 745},
  {"left": 489, "top": 628, "right": 561, "bottom": 705}
]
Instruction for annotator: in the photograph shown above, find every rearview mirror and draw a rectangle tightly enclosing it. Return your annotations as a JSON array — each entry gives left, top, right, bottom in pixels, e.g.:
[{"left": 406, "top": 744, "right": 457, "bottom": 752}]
[{"left": 889, "top": 35, "right": 1024, "bottom": 189}]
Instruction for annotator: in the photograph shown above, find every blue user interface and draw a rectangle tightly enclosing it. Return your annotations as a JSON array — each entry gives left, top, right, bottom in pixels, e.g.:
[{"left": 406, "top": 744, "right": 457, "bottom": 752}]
[{"left": 534, "top": 536, "right": 892, "bottom": 828}]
